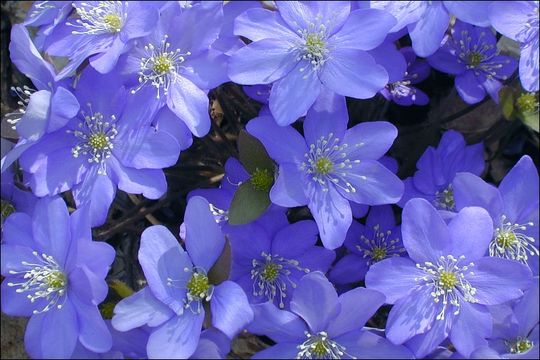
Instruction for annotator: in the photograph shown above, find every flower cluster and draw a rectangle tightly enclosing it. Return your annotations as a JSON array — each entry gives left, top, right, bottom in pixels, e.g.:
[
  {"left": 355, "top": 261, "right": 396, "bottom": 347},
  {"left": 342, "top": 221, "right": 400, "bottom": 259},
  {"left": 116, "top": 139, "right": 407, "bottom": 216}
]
[{"left": 1, "top": 1, "right": 539, "bottom": 359}]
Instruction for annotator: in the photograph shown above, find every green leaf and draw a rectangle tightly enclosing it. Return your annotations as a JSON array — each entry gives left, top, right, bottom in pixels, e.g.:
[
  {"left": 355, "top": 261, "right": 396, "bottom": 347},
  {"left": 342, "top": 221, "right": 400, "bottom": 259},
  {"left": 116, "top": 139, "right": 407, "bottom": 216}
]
[
  {"left": 238, "top": 130, "right": 274, "bottom": 173},
  {"left": 520, "top": 111, "right": 539, "bottom": 132},
  {"left": 109, "top": 279, "right": 135, "bottom": 298},
  {"left": 499, "top": 86, "right": 515, "bottom": 120},
  {"left": 228, "top": 181, "right": 271, "bottom": 225}
]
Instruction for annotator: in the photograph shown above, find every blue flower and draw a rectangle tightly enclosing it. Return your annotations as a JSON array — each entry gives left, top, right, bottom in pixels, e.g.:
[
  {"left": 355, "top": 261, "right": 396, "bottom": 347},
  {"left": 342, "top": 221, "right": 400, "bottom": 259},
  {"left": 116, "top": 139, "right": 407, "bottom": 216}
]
[
  {"left": 366, "top": 198, "right": 533, "bottom": 358},
  {"left": 377, "top": 46, "right": 431, "bottom": 106},
  {"left": 118, "top": 2, "right": 228, "bottom": 137},
  {"left": 248, "top": 271, "right": 413, "bottom": 359},
  {"left": 398, "top": 130, "right": 484, "bottom": 213},
  {"left": 112, "top": 196, "right": 253, "bottom": 359},
  {"left": 229, "top": 2, "right": 396, "bottom": 125},
  {"left": 228, "top": 208, "right": 335, "bottom": 309},
  {"left": 330, "top": 205, "right": 407, "bottom": 284},
  {"left": 489, "top": 1, "right": 539, "bottom": 92},
  {"left": 1, "top": 24, "right": 79, "bottom": 173},
  {"left": 428, "top": 20, "right": 518, "bottom": 104},
  {"left": 22, "top": 1, "right": 72, "bottom": 51},
  {"left": 453, "top": 155, "right": 539, "bottom": 276},
  {"left": 1, "top": 197, "right": 115, "bottom": 358},
  {"left": 248, "top": 89, "right": 403, "bottom": 249},
  {"left": 471, "top": 281, "right": 539, "bottom": 358},
  {"left": 18, "top": 68, "right": 187, "bottom": 227},
  {"left": 371, "top": 1, "right": 492, "bottom": 57},
  {"left": 45, "top": 1, "right": 159, "bottom": 79}
]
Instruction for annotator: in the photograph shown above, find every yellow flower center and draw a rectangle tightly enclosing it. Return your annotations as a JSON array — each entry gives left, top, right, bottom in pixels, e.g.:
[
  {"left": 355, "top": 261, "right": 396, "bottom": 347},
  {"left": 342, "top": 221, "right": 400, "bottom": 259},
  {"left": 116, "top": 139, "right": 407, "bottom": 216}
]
[
  {"left": 45, "top": 270, "right": 67, "bottom": 290},
  {"left": 89, "top": 133, "right": 109, "bottom": 150},
  {"left": 315, "top": 157, "right": 333, "bottom": 175},
  {"left": 250, "top": 168, "right": 274, "bottom": 191},
  {"left": 372, "top": 247, "right": 387, "bottom": 262},
  {"left": 509, "top": 338, "right": 533, "bottom": 354},
  {"left": 153, "top": 55, "right": 173, "bottom": 75},
  {"left": 496, "top": 231, "right": 517, "bottom": 248},
  {"left": 468, "top": 52, "right": 484, "bottom": 67},
  {"left": 312, "top": 340, "right": 329, "bottom": 357},
  {"left": 439, "top": 271, "right": 458, "bottom": 290},
  {"left": 516, "top": 92, "right": 538, "bottom": 113},
  {"left": 187, "top": 272, "right": 210, "bottom": 299},
  {"left": 261, "top": 262, "right": 280, "bottom": 282},
  {"left": 104, "top": 13, "right": 122, "bottom": 32}
]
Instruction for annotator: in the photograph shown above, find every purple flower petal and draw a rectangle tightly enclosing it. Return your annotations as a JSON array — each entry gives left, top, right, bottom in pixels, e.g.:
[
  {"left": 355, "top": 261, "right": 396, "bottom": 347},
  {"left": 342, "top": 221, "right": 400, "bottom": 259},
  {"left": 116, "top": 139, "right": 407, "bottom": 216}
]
[
  {"left": 408, "top": 3, "right": 450, "bottom": 57},
  {"left": 468, "top": 257, "right": 532, "bottom": 305},
  {"left": 167, "top": 76, "right": 211, "bottom": 137},
  {"left": 269, "top": 62, "right": 322, "bottom": 126},
  {"left": 402, "top": 198, "right": 452, "bottom": 263},
  {"left": 182, "top": 50, "right": 229, "bottom": 90},
  {"left": 405, "top": 310, "right": 454, "bottom": 358},
  {"left": 211, "top": 281, "right": 254, "bottom": 339},
  {"left": 271, "top": 220, "right": 318, "bottom": 258},
  {"left": 339, "top": 160, "right": 403, "bottom": 205},
  {"left": 138, "top": 225, "right": 190, "bottom": 314},
  {"left": 327, "top": 287, "right": 385, "bottom": 338},
  {"left": 331, "top": 8, "right": 396, "bottom": 50},
  {"left": 307, "top": 184, "right": 352, "bottom": 250},
  {"left": 365, "top": 257, "right": 424, "bottom": 303},
  {"left": 248, "top": 302, "right": 307, "bottom": 343},
  {"left": 71, "top": 294, "right": 112, "bottom": 353},
  {"left": 234, "top": 8, "right": 298, "bottom": 42},
  {"left": 146, "top": 309, "right": 204, "bottom": 359},
  {"left": 385, "top": 287, "right": 438, "bottom": 344},
  {"left": 72, "top": 174, "right": 116, "bottom": 228},
  {"left": 320, "top": 48, "right": 388, "bottom": 99},
  {"left": 335, "top": 329, "right": 415, "bottom": 359},
  {"left": 453, "top": 172, "right": 503, "bottom": 221},
  {"left": 488, "top": 1, "right": 533, "bottom": 42},
  {"left": 246, "top": 116, "right": 307, "bottom": 164},
  {"left": 455, "top": 70, "right": 486, "bottom": 104},
  {"left": 270, "top": 163, "right": 309, "bottom": 207},
  {"left": 1, "top": 280, "right": 39, "bottom": 316},
  {"left": 108, "top": 157, "right": 166, "bottom": 199},
  {"left": 344, "top": 121, "right": 398, "bottom": 160},
  {"left": 447, "top": 206, "right": 493, "bottom": 261},
  {"left": 290, "top": 272, "right": 340, "bottom": 333},
  {"left": 444, "top": 1, "right": 491, "bottom": 27},
  {"left": 499, "top": 156, "right": 539, "bottom": 223},
  {"left": 32, "top": 197, "right": 71, "bottom": 267},
  {"left": 304, "top": 88, "right": 348, "bottom": 145},
  {"left": 449, "top": 302, "right": 491, "bottom": 358},
  {"left": 228, "top": 39, "right": 297, "bottom": 85},
  {"left": 329, "top": 254, "right": 368, "bottom": 284},
  {"left": 1, "top": 212, "right": 34, "bottom": 248},
  {"left": 185, "top": 196, "right": 225, "bottom": 271},
  {"left": 112, "top": 287, "right": 174, "bottom": 331}
]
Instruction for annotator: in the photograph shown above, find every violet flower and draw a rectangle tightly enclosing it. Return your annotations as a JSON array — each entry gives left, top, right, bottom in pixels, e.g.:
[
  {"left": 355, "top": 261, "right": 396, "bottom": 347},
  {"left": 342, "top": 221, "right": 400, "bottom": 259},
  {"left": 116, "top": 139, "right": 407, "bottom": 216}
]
[
  {"left": 229, "top": 2, "right": 396, "bottom": 125},
  {"left": 471, "top": 281, "right": 539, "bottom": 359},
  {"left": 18, "top": 68, "right": 187, "bottom": 227},
  {"left": 22, "top": 1, "right": 73, "bottom": 51},
  {"left": 379, "top": 46, "right": 430, "bottom": 106},
  {"left": 112, "top": 196, "right": 253, "bottom": 359},
  {"left": 247, "top": 89, "right": 403, "bottom": 249},
  {"left": 228, "top": 209, "right": 335, "bottom": 309},
  {"left": 428, "top": 20, "right": 518, "bottom": 104},
  {"left": 46, "top": 1, "right": 159, "bottom": 79},
  {"left": 1, "top": 24, "right": 79, "bottom": 172},
  {"left": 371, "top": 1, "right": 492, "bottom": 57},
  {"left": 248, "top": 271, "right": 413, "bottom": 359},
  {"left": 366, "top": 198, "right": 533, "bottom": 358},
  {"left": 453, "top": 155, "right": 539, "bottom": 276},
  {"left": 489, "top": 1, "right": 539, "bottom": 92},
  {"left": 330, "top": 205, "right": 407, "bottom": 285},
  {"left": 1, "top": 197, "right": 115, "bottom": 358},
  {"left": 118, "top": 2, "right": 228, "bottom": 137},
  {"left": 398, "top": 129, "right": 484, "bottom": 212}
]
